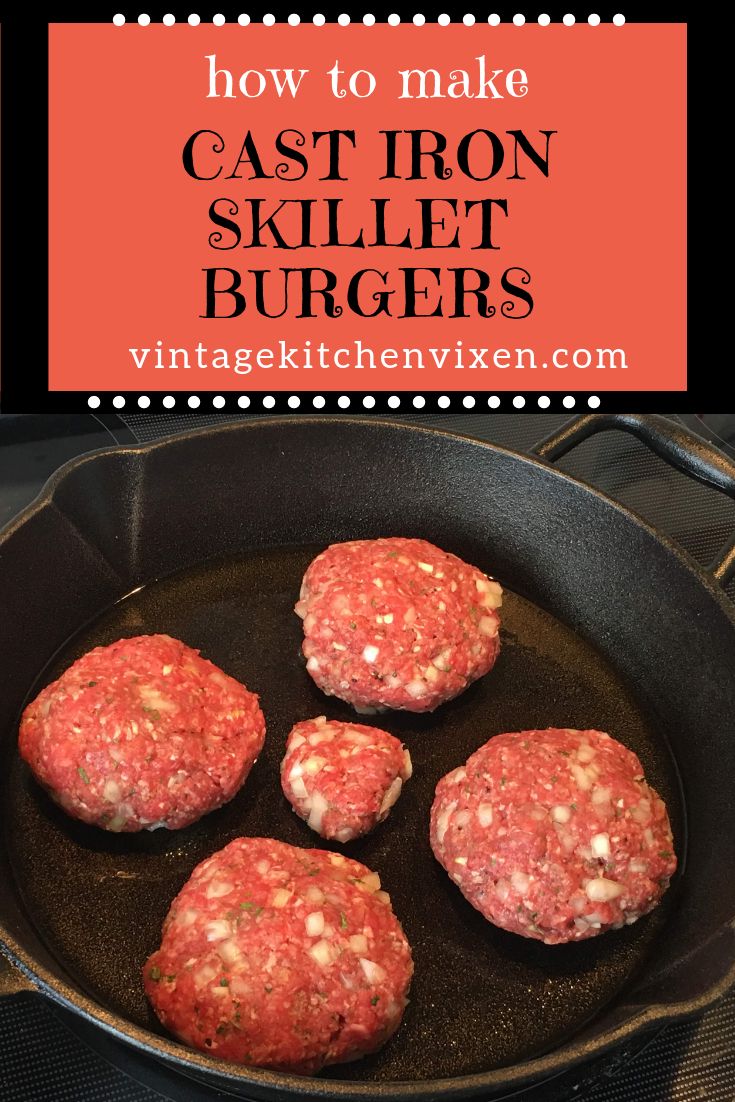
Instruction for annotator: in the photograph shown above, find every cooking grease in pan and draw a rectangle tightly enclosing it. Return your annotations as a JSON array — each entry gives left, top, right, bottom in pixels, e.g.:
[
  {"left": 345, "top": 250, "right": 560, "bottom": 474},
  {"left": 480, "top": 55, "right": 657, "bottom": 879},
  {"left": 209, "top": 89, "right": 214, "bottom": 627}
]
[{"left": 6, "top": 545, "right": 684, "bottom": 1080}]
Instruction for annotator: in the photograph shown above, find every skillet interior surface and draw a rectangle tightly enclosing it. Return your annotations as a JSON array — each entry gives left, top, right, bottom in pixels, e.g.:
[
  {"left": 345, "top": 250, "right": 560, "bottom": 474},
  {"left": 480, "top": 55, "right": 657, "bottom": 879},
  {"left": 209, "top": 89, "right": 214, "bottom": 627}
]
[{"left": 5, "top": 542, "right": 684, "bottom": 1081}]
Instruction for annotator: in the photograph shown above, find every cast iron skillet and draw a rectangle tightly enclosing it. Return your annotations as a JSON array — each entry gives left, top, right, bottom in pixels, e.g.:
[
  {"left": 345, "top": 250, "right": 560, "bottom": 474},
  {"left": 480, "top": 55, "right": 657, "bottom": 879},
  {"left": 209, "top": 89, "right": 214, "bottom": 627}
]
[{"left": 1, "top": 413, "right": 735, "bottom": 1101}]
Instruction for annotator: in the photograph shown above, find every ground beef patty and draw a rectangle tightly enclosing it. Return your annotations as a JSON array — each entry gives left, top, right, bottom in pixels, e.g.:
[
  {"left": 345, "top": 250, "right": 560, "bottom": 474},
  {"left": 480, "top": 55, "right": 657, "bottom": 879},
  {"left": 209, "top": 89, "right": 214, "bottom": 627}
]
[
  {"left": 144, "top": 837, "right": 413, "bottom": 1073},
  {"left": 295, "top": 538, "right": 502, "bottom": 713},
  {"left": 18, "top": 634, "right": 265, "bottom": 832},
  {"left": 281, "top": 717, "right": 413, "bottom": 842},
  {"left": 430, "top": 729, "right": 676, "bottom": 944}
]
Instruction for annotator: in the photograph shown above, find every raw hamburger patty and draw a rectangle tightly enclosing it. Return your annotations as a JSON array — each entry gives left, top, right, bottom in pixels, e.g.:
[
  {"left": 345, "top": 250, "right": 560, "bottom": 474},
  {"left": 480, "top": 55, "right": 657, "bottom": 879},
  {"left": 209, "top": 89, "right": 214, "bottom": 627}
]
[
  {"left": 295, "top": 538, "right": 502, "bottom": 713},
  {"left": 144, "top": 837, "right": 413, "bottom": 1073},
  {"left": 18, "top": 634, "right": 265, "bottom": 832},
  {"left": 430, "top": 728, "right": 676, "bottom": 944},
  {"left": 281, "top": 717, "right": 413, "bottom": 842}
]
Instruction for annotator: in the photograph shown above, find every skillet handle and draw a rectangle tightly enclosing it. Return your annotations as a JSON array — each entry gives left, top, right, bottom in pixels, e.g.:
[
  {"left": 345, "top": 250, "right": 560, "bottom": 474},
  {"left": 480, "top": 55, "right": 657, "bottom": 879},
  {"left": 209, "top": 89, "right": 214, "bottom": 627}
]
[
  {"left": 0, "top": 949, "right": 38, "bottom": 998},
  {"left": 532, "top": 413, "right": 735, "bottom": 586}
]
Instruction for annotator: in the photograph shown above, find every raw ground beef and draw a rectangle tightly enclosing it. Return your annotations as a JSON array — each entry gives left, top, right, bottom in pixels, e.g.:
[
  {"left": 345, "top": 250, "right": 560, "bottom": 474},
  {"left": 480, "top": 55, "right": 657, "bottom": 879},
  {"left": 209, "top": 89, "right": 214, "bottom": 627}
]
[
  {"left": 18, "top": 634, "right": 265, "bottom": 831},
  {"left": 295, "top": 538, "right": 502, "bottom": 714},
  {"left": 281, "top": 717, "right": 412, "bottom": 842},
  {"left": 144, "top": 837, "right": 413, "bottom": 1073},
  {"left": 430, "top": 728, "right": 676, "bottom": 944}
]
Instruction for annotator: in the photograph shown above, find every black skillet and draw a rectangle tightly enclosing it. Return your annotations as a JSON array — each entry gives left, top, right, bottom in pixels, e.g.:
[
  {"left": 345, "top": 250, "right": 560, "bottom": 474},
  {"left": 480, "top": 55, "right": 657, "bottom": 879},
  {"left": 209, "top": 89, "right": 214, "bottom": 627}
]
[{"left": 1, "top": 412, "right": 735, "bottom": 1100}]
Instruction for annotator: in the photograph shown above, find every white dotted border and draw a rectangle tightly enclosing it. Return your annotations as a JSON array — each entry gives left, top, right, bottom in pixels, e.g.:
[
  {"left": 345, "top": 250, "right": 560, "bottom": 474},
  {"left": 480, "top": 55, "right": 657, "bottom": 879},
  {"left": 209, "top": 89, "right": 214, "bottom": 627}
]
[
  {"left": 113, "top": 13, "right": 626, "bottom": 26},
  {"left": 89, "top": 393, "right": 602, "bottom": 410}
]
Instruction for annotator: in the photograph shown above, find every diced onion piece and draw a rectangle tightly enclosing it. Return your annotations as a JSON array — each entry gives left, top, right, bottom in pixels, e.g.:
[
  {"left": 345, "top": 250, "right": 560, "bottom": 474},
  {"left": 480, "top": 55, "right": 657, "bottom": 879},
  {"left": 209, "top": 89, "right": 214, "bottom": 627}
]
[
  {"left": 405, "top": 679, "right": 427, "bottom": 699},
  {"left": 205, "top": 920, "right": 231, "bottom": 942},
  {"left": 306, "top": 886, "right": 325, "bottom": 904},
  {"left": 477, "top": 803, "right": 494, "bottom": 828},
  {"left": 585, "top": 877, "right": 623, "bottom": 902},
  {"left": 271, "top": 888, "right": 293, "bottom": 908},
  {"left": 206, "top": 880, "right": 234, "bottom": 900},
  {"left": 455, "top": 856, "right": 468, "bottom": 866},
  {"left": 209, "top": 985, "right": 229, "bottom": 997},
  {"left": 643, "top": 828, "right": 655, "bottom": 847},
  {"left": 309, "top": 939, "right": 334, "bottom": 966},
  {"left": 383, "top": 613, "right": 394, "bottom": 624},
  {"left": 306, "top": 911, "right": 325, "bottom": 937},
  {"left": 478, "top": 616, "right": 499, "bottom": 637},
  {"left": 379, "top": 777, "right": 403, "bottom": 816},
  {"left": 401, "top": 750, "right": 413, "bottom": 779},
  {"left": 362, "top": 645, "right": 380, "bottom": 663},
  {"left": 177, "top": 908, "right": 199, "bottom": 927},
  {"left": 574, "top": 917, "right": 589, "bottom": 932},
  {"left": 217, "top": 939, "right": 242, "bottom": 964},
  {"left": 306, "top": 656, "right": 320, "bottom": 671},
  {"left": 403, "top": 607, "right": 417, "bottom": 625},
  {"left": 107, "top": 814, "right": 127, "bottom": 832},
  {"left": 591, "top": 786, "right": 612, "bottom": 806},
  {"left": 570, "top": 763, "right": 593, "bottom": 791},
  {"left": 417, "top": 561, "right": 434, "bottom": 573},
  {"left": 435, "top": 801, "right": 457, "bottom": 845},
  {"left": 194, "top": 964, "right": 218, "bottom": 988},
  {"left": 307, "top": 791, "right": 329, "bottom": 833},
  {"left": 374, "top": 890, "right": 391, "bottom": 905},
  {"left": 576, "top": 743, "right": 597, "bottom": 764},
  {"left": 103, "top": 779, "right": 121, "bottom": 803},
  {"left": 453, "top": 809, "right": 471, "bottom": 829},
  {"left": 496, "top": 879, "right": 511, "bottom": 903},
  {"left": 349, "top": 934, "right": 369, "bottom": 954},
  {"left": 290, "top": 776, "right": 308, "bottom": 799},
  {"left": 631, "top": 799, "right": 652, "bottom": 823},
  {"left": 362, "top": 872, "right": 381, "bottom": 893},
  {"left": 289, "top": 763, "right": 304, "bottom": 779},
  {"left": 359, "top": 958, "right": 387, "bottom": 984},
  {"left": 289, "top": 735, "right": 306, "bottom": 751},
  {"left": 551, "top": 805, "right": 571, "bottom": 824},
  {"left": 138, "top": 686, "right": 178, "bottom": 713},
  {"left": 425, "top": 665, "right": 440, "bottom": 684},
  {"left": 591, "top": 833, "right": 611, "bottom": 858},
  {"left": 629, "top": 859, "right": 649, "bottom": 873},
  {"left": 303, "top": 756, "right": 326, "bottom": 776},
  {"left": 511, "top": 870, "right": 530, "bottom": 894},
  {"left": 482, "top": 584, "right": 503, "bottom": 609}
]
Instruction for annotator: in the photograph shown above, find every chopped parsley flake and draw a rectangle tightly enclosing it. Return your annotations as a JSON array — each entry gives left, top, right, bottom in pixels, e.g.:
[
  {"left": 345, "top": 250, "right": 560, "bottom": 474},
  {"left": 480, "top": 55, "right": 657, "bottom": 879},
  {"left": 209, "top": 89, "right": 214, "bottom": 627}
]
[
  {"left": 240, "top": 902, "right": 263, "bottom": 916},
  {"left": 220, "top": 977, "right": 229, "bottom": 987},
  {"left": 371, "top": 995, "right": 380, "bottom": 1005},
  {"left": 340, "top": 912, "right": 348, "bottom": 929},
  {"left": 659, "top": 850, "right": 673, "bottom": 859},
  {"left": 264, "top": 984, "right": 273, "bottom": 993},
  {"left": 550, "top": 775, "right": 558, "bottom": 784},
  {"left": 165, "top": 974, "right": 176, "bottom": 982},
  {"left": 349, "top": 622, "right": 357, "bottom": 630},
  {"left": 500, "top": 777, "right": 506, "bottom": 788},
  {"left": 142, "top": 706, "right": 161, "bottom": 721},
  {"left": 149, "top": 967, "right": 161, "bottom": 981},
  {"left": 386, "top": 552, "right": 398, "bottom": 559},
  {"left": 570, "top": 803, "right": 577, "bottom": 811},
  {"left": 77, "top": 766, "right": 90, "bottom": 785},
  {"left": 87, "top": 681, "right": 97, "bottom": 688}
]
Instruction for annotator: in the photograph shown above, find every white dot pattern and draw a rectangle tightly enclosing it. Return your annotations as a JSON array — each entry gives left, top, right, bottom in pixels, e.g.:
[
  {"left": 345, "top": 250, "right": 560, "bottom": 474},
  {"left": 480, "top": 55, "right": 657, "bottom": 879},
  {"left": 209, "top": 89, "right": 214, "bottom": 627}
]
[{"left": 113, "top": 13, "right": 627, "bottom": 24}]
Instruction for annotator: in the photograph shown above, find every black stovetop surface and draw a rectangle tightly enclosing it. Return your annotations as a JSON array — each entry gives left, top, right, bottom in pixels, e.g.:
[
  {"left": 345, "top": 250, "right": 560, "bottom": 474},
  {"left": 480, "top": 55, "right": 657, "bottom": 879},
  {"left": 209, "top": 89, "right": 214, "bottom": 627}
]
[{"left": 1, "top": 412, "right": 734, "bottom": 1102}]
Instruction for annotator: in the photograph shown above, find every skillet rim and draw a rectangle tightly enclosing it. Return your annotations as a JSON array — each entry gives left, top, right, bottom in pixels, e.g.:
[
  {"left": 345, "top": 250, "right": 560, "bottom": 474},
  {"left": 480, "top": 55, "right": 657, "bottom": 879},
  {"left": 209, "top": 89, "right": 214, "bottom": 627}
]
[{"left": 1, "top": 414, "right": 734, "bottom": 1099}]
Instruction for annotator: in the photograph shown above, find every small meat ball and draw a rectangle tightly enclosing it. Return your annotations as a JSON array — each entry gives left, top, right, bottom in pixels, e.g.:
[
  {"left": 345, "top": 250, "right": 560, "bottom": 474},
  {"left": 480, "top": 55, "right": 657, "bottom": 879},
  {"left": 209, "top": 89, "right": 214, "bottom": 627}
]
[
  {"left": 281, "top": 717, "right": 413, "bottom": 842},
  {"left": 143, "top": 837, "right": 413, "bottom": 1073},
  {"left": 430, "top": 728, "right": 676, "bottom": 944},
  {"left": 18, "top": 634, "right": 265, "bottom": 831},
  {"left": 295, "top": 537, "right": 502, "bottom": 713}
]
